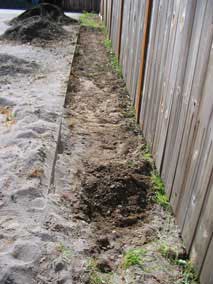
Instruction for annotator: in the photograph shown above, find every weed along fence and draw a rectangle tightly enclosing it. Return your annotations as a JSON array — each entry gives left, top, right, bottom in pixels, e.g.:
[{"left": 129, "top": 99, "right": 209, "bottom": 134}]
[{"left": 101, "top": 0, "right": 213, "bottom": 283}]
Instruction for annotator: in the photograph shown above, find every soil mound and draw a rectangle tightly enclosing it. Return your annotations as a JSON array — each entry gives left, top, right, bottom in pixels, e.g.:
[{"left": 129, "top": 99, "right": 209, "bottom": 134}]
[
  {"left": 4, "top": 16, "right": 66, "bottom": 43},
  {"left": 80, "top": 163, "right": 150, "bottom": 226},
  {"left": 2, "top": 3, "right": 78, "bottom": 43},
  {"left": 9, "top": 3, "right": 77, "bottom": 26}
]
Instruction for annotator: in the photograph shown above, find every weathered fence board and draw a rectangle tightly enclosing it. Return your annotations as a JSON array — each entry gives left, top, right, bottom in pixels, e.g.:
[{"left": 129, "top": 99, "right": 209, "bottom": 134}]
[
  {"left": 101, "top": 0, "right": 213, "bottom": 282},
  {"left": 63, "top": 0, "right": 100, "bottom": 12},
  {"left": 0, "top": 0, "right": 100, "bottom": 12},
  {"left": 200, "top": 235, "right": 213, "bottom": 284},
  {"left": 110, "top": 0, "right": 123, "bottom": 56}
]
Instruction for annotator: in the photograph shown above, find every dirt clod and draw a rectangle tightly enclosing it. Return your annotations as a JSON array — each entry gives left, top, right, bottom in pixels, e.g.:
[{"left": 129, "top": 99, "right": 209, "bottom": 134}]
[
  {"left": 96, "top": 258, "right": 113, "bottom": 273},
  {"left": 96, "top": 236, "right": 110, "bottom": 249},
  {"left": 80, "top": 164, "right": 148, "bottom": 224}
]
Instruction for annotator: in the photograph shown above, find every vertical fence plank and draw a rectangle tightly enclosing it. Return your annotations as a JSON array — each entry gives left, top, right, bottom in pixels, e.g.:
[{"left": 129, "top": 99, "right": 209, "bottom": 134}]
[
  {"left": 116, "top": 0, "right": 124, "bottom": 57},
  {"left": 139, "top": 0, "right": 162, "bottom": 127},
  {"left": 135, "top": 0, "right": 153, "bottom": 122},
  {"left": 190, "top": 171, "right": 213, "bottom": 273},
  {"left": 200, "top": 235, "right": 213, "bottom": 284},
  {"left": 62, "top": 0, "right": 100, "bottom": 12},
  {"left": 143, "top": 0, "right": 169, "bottom": 146}
]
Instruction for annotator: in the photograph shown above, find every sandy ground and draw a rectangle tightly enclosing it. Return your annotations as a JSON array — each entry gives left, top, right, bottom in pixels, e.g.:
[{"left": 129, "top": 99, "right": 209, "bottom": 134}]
[{"left": 0, "top": 11, "right": 79, "bottom": 283}]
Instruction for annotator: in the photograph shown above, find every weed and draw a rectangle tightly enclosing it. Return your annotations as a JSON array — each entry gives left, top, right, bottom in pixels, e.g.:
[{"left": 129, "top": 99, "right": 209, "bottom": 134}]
[
  {"left": 122, "top": 248, "right": 146, "bottom": 269},
  {"left": 141, "top": 145, "right": 153, "bottom": 163},
  {"left": 80, "top": 12, "right": 104, "bottom": 30},
  {"left": 151, "top": 171, "right": 170, "bottom": 210},
  {"left": 159, "top": 243, "right": 199, "bottom": 284},
  {"left": 104, "top": 38, "right": 123, "bottom": 78},
  {"left": 104, "top": 38, "right": 112, "bottom": 49},
  {"left": 158, "top": 242, "right": 179, "bottom": 263},
  {"left": 87, "top": 259, "right": 111, "bottom": 284},
  {"left": 122, "top": 105, "right": 135, "bottom": 119},
  {"left": 127, "top": 160, "right": 137, "bottom": 168},
  {"left": 159, "top": 242, "right": 171, "bottom": 258},
  {"left": 177, "top": 260, "right": 199, "bottom": 284},
  {"left": 57, "top": 243, "right": 73, "bottom": 263}
]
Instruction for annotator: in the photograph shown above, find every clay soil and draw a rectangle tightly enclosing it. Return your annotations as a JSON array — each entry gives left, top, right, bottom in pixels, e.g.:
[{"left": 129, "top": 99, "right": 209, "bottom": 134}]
[{"left": 57, "top": 25, "right": 195, "bottom": 284}]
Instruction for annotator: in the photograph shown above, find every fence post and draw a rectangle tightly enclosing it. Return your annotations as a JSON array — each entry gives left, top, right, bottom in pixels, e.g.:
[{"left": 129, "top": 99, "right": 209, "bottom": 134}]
[
  {"left": 100, "top": 0, "right": 104, "bottom": 17},
  {"left": 135, "top": 0, "right": 153, "bottom": 123},
  {"left": 116, "top": 0, "right": 124, "bottom": 58},
  {"left": 109, "top": 0, "right": 114, "bottom": 39}
]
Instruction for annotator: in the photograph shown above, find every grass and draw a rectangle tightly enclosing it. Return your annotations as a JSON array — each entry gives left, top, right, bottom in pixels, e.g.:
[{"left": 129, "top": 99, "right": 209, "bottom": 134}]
[
  {"left": 80, "top": 13, "right": 122, "bottom": 77},
  {"left": 122, "top": 105, "right": 136, "bottom": 119},
  {"left": 141, "top": 145, "right": 153, "bottom": 163},
  {"left": 178, "top": 260, "right": 199, "bottom": 284},
  {"left": 122, "top": 248, "right": 146, "bottom": 269},
  {"left": 104, "top": 38, "right": 123, "bottom": 78},
  {"left": 158, "top": 243, "right": 199, "bottom": 284},
  {"left": 80, "top": 12, "right": 105, "bottom": 30},
  {"left": 87, "top": 259, "right": 111, "bottom": 284},
  {"left": 57, "top": 243, "right": 73, "bottom": 263},
  {"left": 151, "top": 171, "right": 170, "bottom": 210}
]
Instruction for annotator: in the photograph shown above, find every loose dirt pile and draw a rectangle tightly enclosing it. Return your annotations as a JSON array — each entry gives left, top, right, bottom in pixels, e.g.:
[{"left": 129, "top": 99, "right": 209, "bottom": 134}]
[
  {"left": 2, "top": 3, "right": 78, "bottom": 43},
  {"left": 80, "top": 163, "right": 149, "bottom": 225}
]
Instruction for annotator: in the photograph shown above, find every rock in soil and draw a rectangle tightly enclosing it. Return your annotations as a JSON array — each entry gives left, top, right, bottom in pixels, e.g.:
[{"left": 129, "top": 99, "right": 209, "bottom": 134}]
[{"left": 96, "top": 258, "right": 113, "bottom": 273}]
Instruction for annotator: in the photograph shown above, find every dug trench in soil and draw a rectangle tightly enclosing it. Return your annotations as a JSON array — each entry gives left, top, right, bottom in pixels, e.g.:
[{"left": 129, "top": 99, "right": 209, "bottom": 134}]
[{"left": 53, "top": 23, "right": 198, "bottom": 284}]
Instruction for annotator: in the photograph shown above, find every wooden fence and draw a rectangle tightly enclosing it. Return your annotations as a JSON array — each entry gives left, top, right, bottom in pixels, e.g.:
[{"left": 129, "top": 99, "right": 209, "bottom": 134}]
[
  {"left": 0, "top": 0, "right": 100, "bottom": 12},
  {"left": 101, "top": 0, "right": 213, "bottom": 283},
  {"left": 62, "top": 0, "right": 100, "bottom": 12}
]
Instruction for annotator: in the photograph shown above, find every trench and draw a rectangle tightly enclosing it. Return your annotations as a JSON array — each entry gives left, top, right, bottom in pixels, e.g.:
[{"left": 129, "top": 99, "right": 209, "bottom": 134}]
[{"left": 51, "top": 26, "right": 189, "bottom": 284}]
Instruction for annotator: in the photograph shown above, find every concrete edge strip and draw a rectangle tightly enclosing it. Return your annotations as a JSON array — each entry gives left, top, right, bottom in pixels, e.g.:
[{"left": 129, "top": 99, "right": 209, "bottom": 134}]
[{"left": 48, "top": 26, "right": 80, "bottom": 193}]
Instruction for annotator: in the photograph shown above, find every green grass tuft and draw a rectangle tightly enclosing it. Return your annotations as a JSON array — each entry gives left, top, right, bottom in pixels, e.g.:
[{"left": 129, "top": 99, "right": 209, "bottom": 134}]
[
  {"left": 159, "top": 243, "right": 199, "bottom": 284},
  {"left": 178, "top": 260, "right": 199, "bottom": 284},
  {"left": 122, "top": 248, "right": 146, "bottom": 269},
  {"left": 87, "top": 259, "right": 111, "bottom": 284},
  {"left": 151, "top": 172, "right": 170, "bottom": 210},
  {"left": 141, "top": 145, "right": 153, "bottom": 163},
  {"left": 57, "top": 243, "right": 73, "bottom": 263},
  {"left": 104, "top": 38, "right": 123, "bottom": 78},
  {"left": 80, "top": 12, "right": 104, "bottom": 30}
]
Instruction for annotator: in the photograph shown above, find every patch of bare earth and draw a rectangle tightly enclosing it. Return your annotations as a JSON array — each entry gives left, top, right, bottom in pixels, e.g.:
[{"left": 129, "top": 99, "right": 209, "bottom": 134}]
[{"left": 58, "top": 26, "right": 190, "bottom": 284}]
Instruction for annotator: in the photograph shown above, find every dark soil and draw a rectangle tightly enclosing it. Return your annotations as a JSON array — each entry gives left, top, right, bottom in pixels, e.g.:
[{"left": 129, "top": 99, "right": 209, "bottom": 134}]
[
  {"left": 0, "top": 54, "right": 38, "bottom": 76},
  {"left": 3, "top": 16, "right": 66, "bottom": 43},
  {"left": 80, "top": 163, "right": 149, "bottom": 224},
  {"left": 2, "top": 3, "right": 78, "bottom": 43}
]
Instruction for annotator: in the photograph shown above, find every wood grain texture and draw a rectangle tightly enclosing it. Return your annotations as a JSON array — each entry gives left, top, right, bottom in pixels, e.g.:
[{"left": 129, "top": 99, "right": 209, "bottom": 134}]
[{"left": 63, "top": 0, "right": 100, "bottom": 12}]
